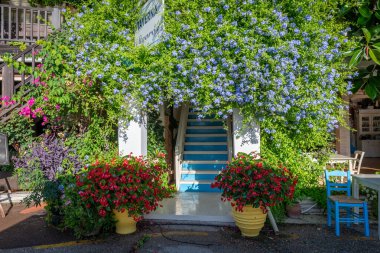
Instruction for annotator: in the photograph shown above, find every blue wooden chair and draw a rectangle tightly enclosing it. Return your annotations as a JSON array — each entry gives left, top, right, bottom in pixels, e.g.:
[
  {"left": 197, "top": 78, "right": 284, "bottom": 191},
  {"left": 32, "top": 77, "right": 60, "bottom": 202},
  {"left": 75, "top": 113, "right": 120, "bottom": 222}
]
[{"left": 325, "top": 170, "right": 369, "bottom": 237}]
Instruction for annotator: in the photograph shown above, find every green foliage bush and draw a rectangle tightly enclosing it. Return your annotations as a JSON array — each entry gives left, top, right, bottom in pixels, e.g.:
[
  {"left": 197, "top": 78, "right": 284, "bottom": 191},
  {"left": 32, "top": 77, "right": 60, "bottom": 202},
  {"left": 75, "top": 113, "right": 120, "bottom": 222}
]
[
  {"left": 0, "top": 112, "right": 34, "bottom": 172},
  {"left": 60, "top": 173, "right": 115, "bottom": 238},
  {"left": 147, "top": 111, "right": 166, "bottom": 156},
  {"left": 341, "top": 0, "right": 380, "bottom": 100},
  {"left": 3, "top": 0, "right": 358, "bottom": 214}
]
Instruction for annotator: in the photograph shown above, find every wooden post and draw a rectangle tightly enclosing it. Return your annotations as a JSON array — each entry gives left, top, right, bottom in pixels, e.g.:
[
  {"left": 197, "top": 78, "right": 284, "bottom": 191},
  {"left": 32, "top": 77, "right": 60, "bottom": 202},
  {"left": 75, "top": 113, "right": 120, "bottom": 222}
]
[
  {"left": 164, "top": 105, "right": 174, "bottom": 176},
  {"left": 51, "top": 7, "right": 61, "bottom": 30},
  {"left": 2, "top": 65, "right": 14, "bottom": 98},
  {"left": 335, "top": 117, "right": 350, "bottom": 156}
]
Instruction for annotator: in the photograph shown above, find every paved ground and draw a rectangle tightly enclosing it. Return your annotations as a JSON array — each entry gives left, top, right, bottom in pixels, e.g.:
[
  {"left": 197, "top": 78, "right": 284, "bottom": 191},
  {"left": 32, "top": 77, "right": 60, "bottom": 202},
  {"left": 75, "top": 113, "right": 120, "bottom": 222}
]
[{"left": 0, "top": 204, "right": 380, "bottom": 253}]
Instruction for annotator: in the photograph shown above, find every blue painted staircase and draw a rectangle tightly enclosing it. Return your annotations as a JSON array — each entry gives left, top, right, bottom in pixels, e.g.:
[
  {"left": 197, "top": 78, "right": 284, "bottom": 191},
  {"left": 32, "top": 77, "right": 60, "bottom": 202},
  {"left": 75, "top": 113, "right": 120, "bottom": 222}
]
[{"left": 179, "top": 111, "right": 229, "bottom": 192}]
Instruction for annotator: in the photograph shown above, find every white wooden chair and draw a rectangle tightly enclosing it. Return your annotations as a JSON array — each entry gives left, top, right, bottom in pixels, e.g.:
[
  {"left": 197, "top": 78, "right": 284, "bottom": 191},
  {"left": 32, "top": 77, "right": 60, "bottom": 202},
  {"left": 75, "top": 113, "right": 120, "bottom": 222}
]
[{"left": 352, "top": 151, "right": 365, "bottom": 174}]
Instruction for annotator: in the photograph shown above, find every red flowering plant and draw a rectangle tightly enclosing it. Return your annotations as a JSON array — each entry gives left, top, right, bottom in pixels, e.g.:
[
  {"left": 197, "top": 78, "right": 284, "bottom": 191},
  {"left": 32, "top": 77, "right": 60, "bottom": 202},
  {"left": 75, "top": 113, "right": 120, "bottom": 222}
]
[
  {"left": 211, "top": 152, "right": 297, "bottom": 212},
  {"left": 77, "top": 154, "right": 174, "bottom": 219},
  {"left": 62, "top": 153, "right": 175, "bottom": 237}
]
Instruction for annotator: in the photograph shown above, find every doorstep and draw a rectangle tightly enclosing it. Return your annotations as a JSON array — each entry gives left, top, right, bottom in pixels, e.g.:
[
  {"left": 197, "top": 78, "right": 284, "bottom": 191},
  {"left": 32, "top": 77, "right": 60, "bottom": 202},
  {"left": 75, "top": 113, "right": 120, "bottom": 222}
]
[
  {"left": 144, "top": 192, "right": 328, "bottom": 227},
  {"left": 144, "top": 192, "right": 235, "bottom": 226}
]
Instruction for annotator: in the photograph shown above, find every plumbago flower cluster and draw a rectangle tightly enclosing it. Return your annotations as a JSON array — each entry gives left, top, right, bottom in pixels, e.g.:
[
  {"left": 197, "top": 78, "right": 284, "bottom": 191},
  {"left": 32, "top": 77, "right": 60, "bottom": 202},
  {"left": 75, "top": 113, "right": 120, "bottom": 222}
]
[
  {"left": 4, "top": 0, "right": 354, "bottom": 159},
  {"left": 151, "top": 0, "right": 355, "bottom": 151}
]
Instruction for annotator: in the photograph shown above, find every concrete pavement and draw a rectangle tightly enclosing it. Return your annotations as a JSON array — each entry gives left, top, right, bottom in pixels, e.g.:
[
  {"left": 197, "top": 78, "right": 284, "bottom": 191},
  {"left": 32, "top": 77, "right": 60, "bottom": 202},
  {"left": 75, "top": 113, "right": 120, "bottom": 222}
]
[{"left": 1, "top": 204, "right": 380, "bottom": 253}]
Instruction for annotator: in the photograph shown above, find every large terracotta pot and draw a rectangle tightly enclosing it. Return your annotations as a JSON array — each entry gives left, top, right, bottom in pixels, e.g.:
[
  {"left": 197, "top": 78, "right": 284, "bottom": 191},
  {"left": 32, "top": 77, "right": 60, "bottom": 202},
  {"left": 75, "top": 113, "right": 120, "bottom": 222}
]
[
  {"left": 286, "top": 202, "right": 301, "bottom": 218},
  {"left": 231, "top": 205, "right": 267, "bottom": 237},
  {"left": 113, "top": 210, "right": 137, "bottom": 235}
]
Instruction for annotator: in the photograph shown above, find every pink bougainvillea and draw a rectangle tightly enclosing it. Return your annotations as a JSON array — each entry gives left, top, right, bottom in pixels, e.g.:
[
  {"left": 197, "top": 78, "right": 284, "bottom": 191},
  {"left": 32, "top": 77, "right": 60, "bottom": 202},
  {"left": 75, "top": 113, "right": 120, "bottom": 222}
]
[
  {"left": 27, "top": 97, "right": 35, "bottom": 107},
  {"left": 0, "top": 96, "right": 16, "bottom": 107},
  {"left": 19, "top": 106, "right": 32, "bottom": 117},
  {"left": 42, "top": 115, "right": 49, "bottom": 126}
]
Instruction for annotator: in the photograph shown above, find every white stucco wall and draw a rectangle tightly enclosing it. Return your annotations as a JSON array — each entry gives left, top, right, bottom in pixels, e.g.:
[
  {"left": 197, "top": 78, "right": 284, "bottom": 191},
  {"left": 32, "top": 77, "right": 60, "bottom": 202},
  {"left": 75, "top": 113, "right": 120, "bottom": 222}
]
[
  {"left": 232, "top": 108, "right": 260, "bottom": 155},
  {"left": 118, "top": 118, "right": 147, "bottom": 157}
]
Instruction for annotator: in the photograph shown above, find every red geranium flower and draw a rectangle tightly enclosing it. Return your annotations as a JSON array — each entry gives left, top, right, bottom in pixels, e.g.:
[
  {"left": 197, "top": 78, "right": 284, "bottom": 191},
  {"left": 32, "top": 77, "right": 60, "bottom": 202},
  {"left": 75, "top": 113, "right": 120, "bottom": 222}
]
[
  {"left": 74, "top": 154, "right": 175, "bottom": 220},
  {"left": 212, "top": 152, "right": 297, "bottom": 212}
]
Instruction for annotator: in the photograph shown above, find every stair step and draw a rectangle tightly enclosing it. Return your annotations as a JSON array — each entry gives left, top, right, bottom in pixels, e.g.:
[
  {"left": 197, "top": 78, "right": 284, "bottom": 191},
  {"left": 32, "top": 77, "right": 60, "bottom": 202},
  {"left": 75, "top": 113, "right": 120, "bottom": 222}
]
[
  {"left": 0, "top": 45, "right": 21, "bottom": 55},
  {"left": 181, "top": 172, "right": 218, "bottom": 181},
  {"left": 185, "top": 136, "right": 227, "bottom": 142},
  {"left": 181, "top": 170, "right": 220, "bottom": 174},
  {"left": 187, "top": 126, "right": 225, "bottom": 129},
  {"left": 186, "top": 128, "right": 227, "bottom": 134},
  {"left": 183, "top": 153, "right": 228, "bottom": 161},
  {"left": 184, "top": 151, "right": 228, "bottom": 154},
  {"left": 184, "top": 145, "right": 228, "bottom": 151},
  {"left": 186, "top": 134, "right": 227, "bottom": 137},
  {"left": 187, "top": 121, "right": 224, "bottom": 127},
  {"left": 182, "top": 160, "right": 228, "bottom": 164},
  {"left": 178, "top": 107, "right": 228, "bottom": 192},
  {"left": 179, "top": 181, "right": 220, "bottom": 192},
  {"left": 182, "top": 163, "right": 227, "bottom": 171},
  {"left": 185, "top": 142, "right": 227, "bottom": 145}
]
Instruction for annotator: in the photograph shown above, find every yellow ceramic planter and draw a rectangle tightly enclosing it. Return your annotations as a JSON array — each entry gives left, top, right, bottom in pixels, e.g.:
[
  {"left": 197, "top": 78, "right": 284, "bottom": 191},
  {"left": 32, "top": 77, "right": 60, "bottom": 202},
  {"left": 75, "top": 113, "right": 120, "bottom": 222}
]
[
  {"left": 231, "top": 205, "right": 267, "bottom": 237},
  {"left": 113, "top": 210, "right": 137, "bottom": 235}
]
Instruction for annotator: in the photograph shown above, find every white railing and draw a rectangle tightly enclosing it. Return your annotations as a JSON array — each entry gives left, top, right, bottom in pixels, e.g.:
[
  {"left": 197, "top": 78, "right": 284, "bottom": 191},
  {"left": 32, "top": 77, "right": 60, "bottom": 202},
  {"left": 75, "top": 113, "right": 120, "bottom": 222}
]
[
  {"left": 227, "top": 116, "right": 233, "bottom": 161},
  {"left": 0, "top": 4, "right": 61, "bottom": 44},
  {"left": 174, "top": 104, "right": 189, "bottom": 191}
]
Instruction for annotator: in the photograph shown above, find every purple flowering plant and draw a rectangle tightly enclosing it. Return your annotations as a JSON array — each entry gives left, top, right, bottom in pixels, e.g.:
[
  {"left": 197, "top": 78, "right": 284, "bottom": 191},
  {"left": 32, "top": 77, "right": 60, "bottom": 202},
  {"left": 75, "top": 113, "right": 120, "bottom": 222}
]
[{"left": 14, "top": 135, "right": 82, "bottom": 211}]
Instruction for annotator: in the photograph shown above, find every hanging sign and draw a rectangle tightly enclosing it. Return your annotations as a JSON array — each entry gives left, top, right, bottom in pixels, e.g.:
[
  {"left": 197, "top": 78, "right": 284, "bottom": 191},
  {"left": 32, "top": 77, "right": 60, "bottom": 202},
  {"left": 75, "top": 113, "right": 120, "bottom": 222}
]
[
  {"left": 0, "top": 133, "right": 9, "bottom": 165},
  {"left": 135, "top": 0, "right": 164, "bottom": 46}
]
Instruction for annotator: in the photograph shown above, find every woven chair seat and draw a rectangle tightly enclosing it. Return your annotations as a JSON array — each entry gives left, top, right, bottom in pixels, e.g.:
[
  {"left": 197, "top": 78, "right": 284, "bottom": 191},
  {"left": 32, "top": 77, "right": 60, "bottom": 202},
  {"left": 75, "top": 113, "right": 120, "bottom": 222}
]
[
  {"left": 329, "top": 195, "right": 365, "bottom": 204},
  {"left": 325, "top": 170, "right": 369, "bottom": 237}
]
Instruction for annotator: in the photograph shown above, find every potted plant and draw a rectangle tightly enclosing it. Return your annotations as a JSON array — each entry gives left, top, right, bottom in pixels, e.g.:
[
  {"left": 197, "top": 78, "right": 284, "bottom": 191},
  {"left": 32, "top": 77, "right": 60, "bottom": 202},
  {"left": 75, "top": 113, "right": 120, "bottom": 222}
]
[
  {"left": 74, "top": 153, "right": 175, "bottom": 235},
  {"left": 285, "top": 191, "right": 304, "bottom": 219},
  {"left": 285, "top": 199, "right": 302, "bottom": 218},
  {"left": 212, "top": 152, "right": 297, "bottom": 237}
]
